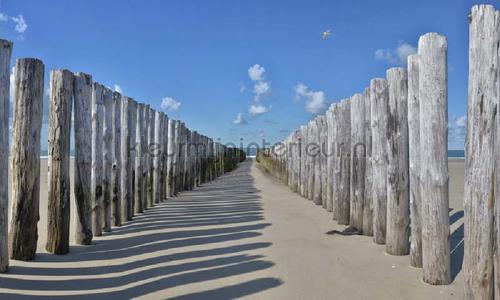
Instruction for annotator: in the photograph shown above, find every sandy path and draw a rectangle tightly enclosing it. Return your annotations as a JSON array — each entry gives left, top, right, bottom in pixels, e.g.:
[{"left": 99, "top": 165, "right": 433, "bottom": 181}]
[{"left": 0, "top": 159, "right": 464, "bottom": 299}]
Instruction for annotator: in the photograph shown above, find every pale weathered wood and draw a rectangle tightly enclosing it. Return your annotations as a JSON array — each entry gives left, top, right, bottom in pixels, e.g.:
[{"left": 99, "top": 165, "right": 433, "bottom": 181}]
[
  {"left": 111, "top": 92, "right": 122, "bottom": 226},
  {"left": 46, "top": 69, "right": 73, "bottom": 254},
  {"left": 350, "top": 93, "right": 366, "bottom": 231},
  {"left": 313, "top": 119, "right": 322, "bottom": 205},
  {"left": 464, "top": 6, "right": 498, "bottom": 298},
  {"left": 120, "top": 97, "right": 131, "bottom": 221},
  {"left": 153, "top": 111, "right": 163, "bottom": 203},
  {"left": 0, "top": 39, "right": 12, "bottom": 272},
  {"left": 326, "top": 106, "right": 335, "bottom": 212},
  {"left": 128, "top": 100, "right": 137, "bottom": 217},
  {"left": 335, "top": 99, "right": 351, "bottom": 225},
  {"left": 147, "top": 107, "right": 155, "bottom": 207},
  {"left": 91, "top": 82, "right": 104, "bottom": 237},
  {"left": 134, "top": 103, "right": 144, "bottom": 214},
  {"left": 73, "top": 72, "right": 93, "bottom": 245},
  {"left": 319, "top": 115, "right": 328, "bottom": 209},
  {"left": 418, "top": 32, "right": 451, "bottom": 285},
  {"left": 385, "top": 67, "right": 410, "bottom": 256},
  {"left": 370, "top": 78, "right": 389, "bottom": 244},
  {"left": 142, "top": 105, "right": 150, "bottom": 209},
  {"left": 363, "top": 87, "right": 373, "bottom": 236},
  {"left": 9, "top": 58, "right": 44, "bottom": 261},
  {"left": 407, "top": 54, "right": 422, "bottom": 267},
  {"left": 102, "top": 88, "right": 113, "bottom": 232}
]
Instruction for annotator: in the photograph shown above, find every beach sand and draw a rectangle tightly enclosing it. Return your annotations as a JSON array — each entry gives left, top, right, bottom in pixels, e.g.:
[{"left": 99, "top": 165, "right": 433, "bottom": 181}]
[{"left": 0, "top": 159, "right": 464, "bottom": 299}]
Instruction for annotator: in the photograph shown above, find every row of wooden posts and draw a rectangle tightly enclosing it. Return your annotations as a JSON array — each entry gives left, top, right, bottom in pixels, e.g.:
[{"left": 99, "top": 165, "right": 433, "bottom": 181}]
[
  {"left": 0, "top": 41, "right": 246, "bottom": 273},
  {"left": 258, "top": 5, "right": 500, "bottom": 295}
]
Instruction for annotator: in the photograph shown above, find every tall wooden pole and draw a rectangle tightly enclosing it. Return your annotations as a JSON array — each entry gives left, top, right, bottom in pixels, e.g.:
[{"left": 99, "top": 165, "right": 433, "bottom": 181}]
[
  {"left": 419, "top": 32, "right": 451, "bottom": 285},
  {"left": 335, "top": 99, "right": 351, "bottom": 225},
  {"left": 370, "top": 78, "right": 389, "bottom": 244},
  {"left": 147, "top": 107, "right": 155, "bottom": 207},
  {"left": 0, "top": 39, "right": 12, "bottom": 272},
  {"left": 350, "top": 93, "right": 366, "bottom": 231},
  {"left": 46, "top": 69, "right": 73, "bottom": 254},
  {"left": 91, "top": 82, "right": 104, "bottom": 237},
  {"left": 102, "top": 88, "right": 113, "bottom": 232},
  {"left": 153, "top": 111, "right": 163, "bottom": 203},
  {"left": 385, "top": 67, "right": 410, "bottom": 256},
  {"left": 128, "top": 100, "right": 137, "bottom": 217},
  {"left": 73, "top": 72, "right": 93, "bottom": 245},
  {"left": 134, "top": 103, "right": 144, "bottom": 214},
  {"left": 326, "top": 106, "right": 335, "bottom": 212},
  {"left": 407, "top": 54, "right": 422, "bottom": 266},
  {"left": 120, "top": 97, "right": 131, "bottom": 221},
  {"left": 111, "top": 92, "right": 122, "bottom": 226},
  {"left": 363, "top": 87, "right": 373, "bottom": 236},
  {"left": 9, "top": 58, "right": 44, "bottom": 261}
]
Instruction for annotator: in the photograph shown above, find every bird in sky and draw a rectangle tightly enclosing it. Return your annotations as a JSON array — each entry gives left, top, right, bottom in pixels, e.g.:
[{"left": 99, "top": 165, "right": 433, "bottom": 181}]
[{"left": 322, "top": 29, "right": 331, "bottom": 40}]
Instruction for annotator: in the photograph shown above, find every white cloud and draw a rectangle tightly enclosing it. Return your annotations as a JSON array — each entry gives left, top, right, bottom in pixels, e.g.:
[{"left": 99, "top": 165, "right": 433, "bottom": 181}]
[
  {"left": 239, "top": 82, "right": 246, "bottom": 93},
  {"left": 249, "top": 104, "right": 269, "bottom": 116},
  {"left": 233, "top": 112, "right": 247, "bottom": 125},
  {"left": 293, "top": 82, "right": 328, "bottom": 114},
  {"left": 253, "top": 80, "right": 271, "bottom": 102},
  {"left": 161, "top": 97, "right": 181, "bottom": 111},
  {"left": 449, "top": 115, "right": 467, "bottom": 149},
  {"left": 9, "top": 67, "right": 14, "bottom": 103},
  {"left": 0, "top": 13, "right": 8, "bottom": 22},
  {"left": 248, "top": 64, "right": 265, "bottom": 81},
  {"left": 114, "top": 84, "right": 123, "bottom": 94},
  {"left": 375, "top": 42, "right": 416, "bottom": 65},
  {"left": 11, "top": 15, "right": 27, "bottom": 33}
]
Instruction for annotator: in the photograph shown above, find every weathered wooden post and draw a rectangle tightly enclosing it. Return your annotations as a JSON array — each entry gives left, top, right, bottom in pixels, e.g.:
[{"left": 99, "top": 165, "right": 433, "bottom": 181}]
[
  {"left": 386, "top": 67, "right": 410, "bottom": 256},
  {"left": 363, "top": 87, "right": 373, "bottom": 236},
  {"left": 370, "top": 78, "right": 389, "bottom": 244},
  {"left": 120, "top": 97, "right": 131, "bottom": 221},
  {"left": 153, "top": 111, "right": 162, "bottom": 203},
  {"left": 112, "top": 92, "right": 122, "bottom": 226},
  {"left": 326, "top": 106, "right": 335, "bottom": 212},
  {"left": 464, "top": 6, "right": 498, "bottom": 297},
  {"left": 128, "top": 99, "right": 137, "bottom": 218},
  {"left": 102, "top": 88, "right": 113, "bottom": 232},
  {"left": 350, "top": 93, "right": 366, "bottom": 231},
  {"left": 0, "top": 39, "right": 12, "bottom": 272},
  {"left": 73, "top": 72, "right": 93, "bottom": 245},
  {"left": 407, "top": 54, "right": 422, "bottom": 266},
  {"left": 161, "top": 114, "right": 168, "bottom": 201},
  {"left": 134, "top": 103, "right": 144, "bottom": 214},
  {"left": 9, "top": 58, "right": 44, "bottom": 261},
  {"left": 91, "top": 82, "right": 104, "bottom": 237},
  {"left": 335, "top": 99, "right": 351, "bottom": 224},
  {"left": 319, "top": 116, "right": 328, "bottom": 208},
  {"left": 147, "top": 107, "right": 155, "bottom": 207},
  {"left": 142, "top": 105, "right": 150, "bottom": 209},
  {"left": 418, "top": 32, "right": 451, "bottom": 285},
  {"left": 313, "top": 119, "right": 322, "bottom": 205},
  {"left": 46, "top": 69, "right": 73, "bottom": 255}
]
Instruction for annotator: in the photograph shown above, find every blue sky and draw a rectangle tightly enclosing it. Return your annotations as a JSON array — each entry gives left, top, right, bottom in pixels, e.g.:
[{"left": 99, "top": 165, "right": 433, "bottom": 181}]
[{"left": 0, "top": 0, "right": 489, "bottom": 150}]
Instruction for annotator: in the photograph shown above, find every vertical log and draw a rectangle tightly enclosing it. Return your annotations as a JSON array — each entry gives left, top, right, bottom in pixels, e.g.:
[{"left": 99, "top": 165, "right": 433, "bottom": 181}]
[
  {"left": 46, "top": 69, "right": 73, "bottom": 254},
  {"left": 407, "top": 54, "right": 422, "bottom": 266},
  {"left": 102, "top": 88, "right": 113, "bottom": 232},
  {"left": 128, "top": 100, "right": 137, "bottom": 217},
  {"left": 73, "top": 72, "right": 93, "bottom": 245},
  {"left": 386, "top": 67, "right": 410, "bottom": 256},
  {"left": 120, "top": 97, "right": 131, "bottom": 222},
  {"left": 91, "top": 82, "right": 104, "bottom": 237},
  {"left": 134, "top": 103, "right": 144, "bottom": 214},
  {"left": 319, "top": 116, "right": 328, "bottom": 209},
  {"left": 370, "top": 78, "right": 389, "bottom": 244},
  {"left": 326, "top": 106, "right": 335, "bottom": 212},
  {"left": 112, "top": 92, "right": 122, "bottom": 226},
  {"left": 142, "top": 105, "right": 149, "bottom": 209},
  {"left": 419, "top": 32, "right": 451, "bottom": 285},
  {"left": 313, "top": 119, "right": 322, "bottom": 205},
  {"left": 0, "top": 39, "right": 12, "bottom": 272},
  {"left": 153, "top": 111, "right": 162, "bottom": 203},
  {"left": 335, "top": 99, "right": 351, "bottom": 225},
  {"left": 9, "top": 58, "right": 44, "bottom": 261},
  {"left": 363, "top": 88, "right": 373, "bottom": 236},
  {"left": 350, "top": 93, "right": 366, "bottom": 231},
  {"left": 464, "top": 6, "right": 498, "bottom": 298},
  {"left": 147, "top": 107, "right": 155, "bottom": 207}
]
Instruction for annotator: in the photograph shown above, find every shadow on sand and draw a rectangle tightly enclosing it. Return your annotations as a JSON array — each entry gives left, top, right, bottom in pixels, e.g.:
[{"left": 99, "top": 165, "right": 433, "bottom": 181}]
[{"left": 0, "top": 161, "right": 283, "bottom": 299}]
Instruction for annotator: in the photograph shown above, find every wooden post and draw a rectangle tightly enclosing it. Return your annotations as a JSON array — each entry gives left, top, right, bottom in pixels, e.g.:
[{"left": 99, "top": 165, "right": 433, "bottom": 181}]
[
  {"left": 9, "top": 58, "right": 44, "bottom": 261},
  {"left": 73, "top": 72, "right": 93, "bottom": 245},
  {"left": 326, "top": 106, "right": 335, "bottom": 212},
  {"left": 102, "top": 88, "right": 113, "bottom": 232},
  {"left": 464, "top": 7, "right": 498, "bottom": 297},
  {"left": 46, "top": 69, "right": 73, "bottom": 255},
  {"left": 0, "top": 39, "right": 12, "bottom": 272},
  {"left": 407, "top": 54, "right": 422, "bottom": 267},
  {"left": 161, "top": 114, "right": 168, "bottom": 201},
  {"left": 385, "top": 67, "right": 410, "bottom": 256},
  {"left": 134, "top": 103, "right": 144, "bottom": 214},
  {"left": 112, "top": 92, "right": 122, "bottom": 226},
  {"left": 370, "top": 78, "right": 389, "bottom": 244},
  {"left": 142, "top": 105, "right": 149, "bottom": 209},
  {"left": 350, "top": 93, "right": 366, "bottom": 231},
  {"left": 335, "top": 99, "right": 351, "bottom": 225},
  {"left": 91, "top": 82, "right": 104, "bottom": 237},
  {"left": 153, "top": 111, "right": 162, "bottom": 203},
  {"left": 313, "top": 119, "right": 322, "bottom": 205},
  {"left": 120, "top": 97, "right": 131, "bottom": 221},
  {"left": 363, "top": 87, "right": 373, "bottom": 236},
  {"left": 319, "top": 115, "right": 328, "bottom": 209},
  {"left": 128, "top": 100, "right": 137, "bottom": 217},
  {"left": 419, "top": 32, "right": 451, "bottom": 284},
  {"left": 147, "top": 107, "right": 155, "bottom": 207}
]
